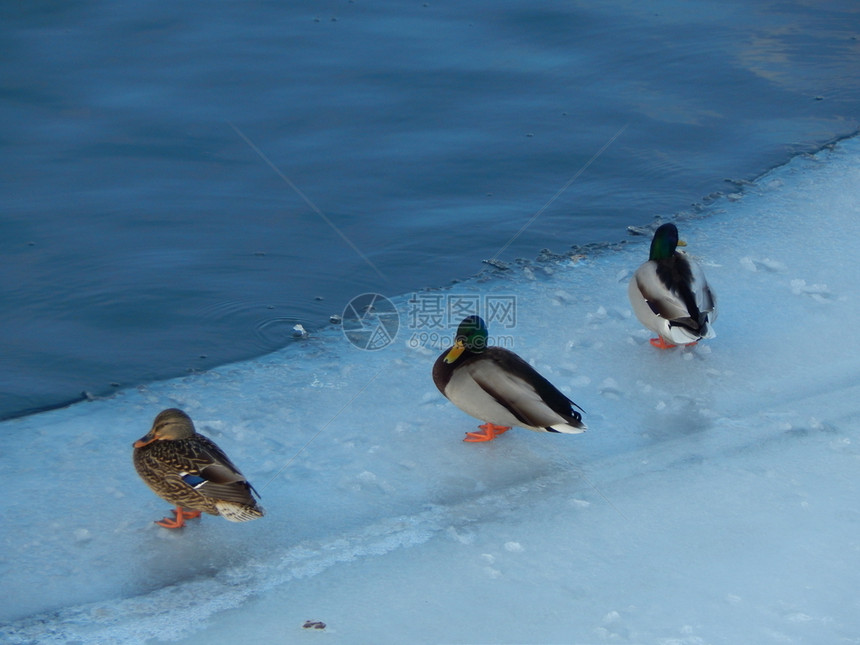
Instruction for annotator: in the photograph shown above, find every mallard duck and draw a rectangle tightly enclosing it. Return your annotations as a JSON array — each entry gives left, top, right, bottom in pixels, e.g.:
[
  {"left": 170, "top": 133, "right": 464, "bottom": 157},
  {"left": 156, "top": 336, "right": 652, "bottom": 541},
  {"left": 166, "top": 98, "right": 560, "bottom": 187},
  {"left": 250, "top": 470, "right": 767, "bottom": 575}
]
[
  {"left": 133, "top": 408, "right": 265, "bottom": 528},
  {"left": 432, "top": 315, "right": 586, "bottom": 442},
  {"left": 628, "top": 222, "right": 717, "bottom": 349}
]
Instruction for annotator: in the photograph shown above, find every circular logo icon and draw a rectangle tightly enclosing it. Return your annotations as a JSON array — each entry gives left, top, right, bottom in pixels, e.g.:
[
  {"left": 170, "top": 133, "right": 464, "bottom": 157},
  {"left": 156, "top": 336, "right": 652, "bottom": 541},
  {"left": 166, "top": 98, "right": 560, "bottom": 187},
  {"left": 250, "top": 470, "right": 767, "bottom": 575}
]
[{"left": 341, "top": 293, "right": 399, "bottom": 350}]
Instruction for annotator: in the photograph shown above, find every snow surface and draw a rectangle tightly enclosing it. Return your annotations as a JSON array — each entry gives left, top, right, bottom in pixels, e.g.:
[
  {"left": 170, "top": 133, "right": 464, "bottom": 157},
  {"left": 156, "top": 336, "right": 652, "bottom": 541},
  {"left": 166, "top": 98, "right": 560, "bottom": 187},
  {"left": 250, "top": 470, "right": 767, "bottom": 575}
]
[{"left": 2, "top": 138, "right": 859, "bottom": 644}]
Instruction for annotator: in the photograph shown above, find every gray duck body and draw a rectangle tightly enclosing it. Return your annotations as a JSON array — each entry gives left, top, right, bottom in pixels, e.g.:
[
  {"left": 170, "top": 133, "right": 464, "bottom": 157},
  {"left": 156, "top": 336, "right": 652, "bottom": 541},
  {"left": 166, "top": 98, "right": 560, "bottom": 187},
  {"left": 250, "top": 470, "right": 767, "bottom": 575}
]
[{"left": 433, "top": 345, "right": 586, "bottom": 434}]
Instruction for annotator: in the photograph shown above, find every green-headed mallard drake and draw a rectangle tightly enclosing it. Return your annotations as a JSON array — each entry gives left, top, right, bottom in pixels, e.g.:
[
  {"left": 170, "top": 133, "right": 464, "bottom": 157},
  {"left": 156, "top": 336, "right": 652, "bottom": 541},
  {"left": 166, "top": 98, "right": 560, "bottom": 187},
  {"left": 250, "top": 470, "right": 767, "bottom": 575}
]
[
  {"left": 628, "top": 223, "right": 717, "bottom": 349},
  {"left": 133, "top": 408, "right": 265, "bottom": 528},
  {"left": 432, "top": 315, "right": 586, "bottom": 442}
]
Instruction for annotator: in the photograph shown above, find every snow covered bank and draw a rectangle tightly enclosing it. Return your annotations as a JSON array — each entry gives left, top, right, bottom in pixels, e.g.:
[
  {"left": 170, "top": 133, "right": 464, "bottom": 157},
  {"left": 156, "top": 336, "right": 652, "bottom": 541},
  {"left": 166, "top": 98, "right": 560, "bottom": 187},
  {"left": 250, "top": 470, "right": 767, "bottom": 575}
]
[{"left": 1, "top": 137, "right": 859, "bottom": 644}]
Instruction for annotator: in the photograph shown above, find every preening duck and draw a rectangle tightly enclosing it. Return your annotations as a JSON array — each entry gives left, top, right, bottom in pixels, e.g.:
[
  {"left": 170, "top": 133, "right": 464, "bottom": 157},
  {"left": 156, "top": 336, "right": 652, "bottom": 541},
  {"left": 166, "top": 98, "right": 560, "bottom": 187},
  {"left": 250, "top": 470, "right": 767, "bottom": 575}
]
[{"left": 628, "top": 223, "right": 717, "bottom": 349}]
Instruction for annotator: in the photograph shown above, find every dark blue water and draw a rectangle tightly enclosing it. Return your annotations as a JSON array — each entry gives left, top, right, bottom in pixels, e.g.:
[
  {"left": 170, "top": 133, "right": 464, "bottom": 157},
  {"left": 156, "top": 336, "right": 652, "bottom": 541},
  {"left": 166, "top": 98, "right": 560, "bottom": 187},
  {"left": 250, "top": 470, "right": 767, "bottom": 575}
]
[{"left": 2, "top": 1, "right": 859, "bottom": 420}]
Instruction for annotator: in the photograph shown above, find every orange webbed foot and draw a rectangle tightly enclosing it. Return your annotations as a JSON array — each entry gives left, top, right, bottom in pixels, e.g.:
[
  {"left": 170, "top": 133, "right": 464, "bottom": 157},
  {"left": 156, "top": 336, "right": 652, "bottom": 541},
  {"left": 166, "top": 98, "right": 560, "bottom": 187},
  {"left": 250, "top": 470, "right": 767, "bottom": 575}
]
[
  {"left": 155, "top": 506, "right": 202, "bottom": 529},
  {"left": 464, "top": 423, "right": 511, "bottom": 442},
  {"left": 649, "top": 337, "right": 677, "bottom": 349}
]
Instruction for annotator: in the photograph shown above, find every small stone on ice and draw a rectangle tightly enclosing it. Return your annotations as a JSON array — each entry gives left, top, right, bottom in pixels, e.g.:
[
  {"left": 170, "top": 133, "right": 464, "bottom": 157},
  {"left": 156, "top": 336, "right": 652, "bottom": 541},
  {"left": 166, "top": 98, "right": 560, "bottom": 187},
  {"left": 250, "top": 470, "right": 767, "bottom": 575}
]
[
  {"left": 627, "top": 225, "right": 653, "bottom": 236},
  {"left": 292, "top": 324, "right": 308, "bottom": 338},
  {"left": 330, "top": 314, "right": 342, "bottom": 324}
]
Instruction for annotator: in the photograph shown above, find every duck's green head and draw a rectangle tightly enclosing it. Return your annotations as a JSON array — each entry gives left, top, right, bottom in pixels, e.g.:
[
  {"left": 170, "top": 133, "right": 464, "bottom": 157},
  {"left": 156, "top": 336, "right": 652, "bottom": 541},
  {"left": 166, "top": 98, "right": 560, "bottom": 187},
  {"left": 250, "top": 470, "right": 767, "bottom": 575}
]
[
  {"left": 649, "top": 223, "right": 686, "bottom": 261},
  {"left": 444, "top": 315, "right": 489, "bottom": 363},
  {"left": 133, "top": 408, "right": 196, "bottom": 448}
]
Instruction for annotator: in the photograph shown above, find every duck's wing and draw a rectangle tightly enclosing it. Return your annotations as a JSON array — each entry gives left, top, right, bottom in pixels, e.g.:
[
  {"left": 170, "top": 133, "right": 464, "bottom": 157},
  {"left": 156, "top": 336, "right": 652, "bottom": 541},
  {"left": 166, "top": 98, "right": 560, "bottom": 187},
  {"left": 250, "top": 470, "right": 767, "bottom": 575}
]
[
  {"left": 633, "top": 260, "right": 694, "bottom": 322},
  {"left": 465, "top": 349, "right": 585, "bottom": 431},
  {"left": 638, "top": 252, "right": 719, "bottom": 335},
  {"left": 688, "top": 256, "right": 717, "bottom": 323},
  {"left": 173, "top": 437, "right": 261, "bottom": 505}
]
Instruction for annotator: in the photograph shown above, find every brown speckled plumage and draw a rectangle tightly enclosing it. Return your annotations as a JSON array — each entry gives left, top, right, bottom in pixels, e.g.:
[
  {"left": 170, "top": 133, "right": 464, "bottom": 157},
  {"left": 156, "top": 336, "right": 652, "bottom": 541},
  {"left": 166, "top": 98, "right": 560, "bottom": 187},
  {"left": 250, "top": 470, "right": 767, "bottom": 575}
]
[{"left": 133, "top": 408, "right": 264, "bottom": 524}]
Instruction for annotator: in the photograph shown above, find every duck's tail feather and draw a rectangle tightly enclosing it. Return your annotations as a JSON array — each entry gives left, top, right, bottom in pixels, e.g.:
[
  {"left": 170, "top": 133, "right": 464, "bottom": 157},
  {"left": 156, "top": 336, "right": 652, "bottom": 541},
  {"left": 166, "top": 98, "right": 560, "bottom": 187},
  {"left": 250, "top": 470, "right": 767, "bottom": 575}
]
[{"left": 215, "top": 501, "right": 266, "bottom": 522}]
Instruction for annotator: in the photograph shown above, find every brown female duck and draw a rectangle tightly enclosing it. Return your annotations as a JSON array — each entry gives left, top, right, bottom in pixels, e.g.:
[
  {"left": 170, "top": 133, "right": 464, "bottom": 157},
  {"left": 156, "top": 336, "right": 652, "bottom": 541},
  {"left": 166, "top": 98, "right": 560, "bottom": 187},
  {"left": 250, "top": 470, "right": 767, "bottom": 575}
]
[{"left": 133, "top": 408, "right": 265, "bottom": 528}]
